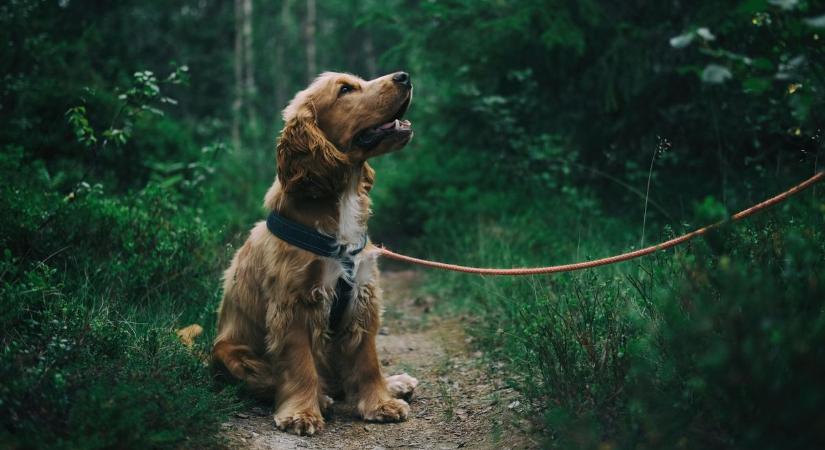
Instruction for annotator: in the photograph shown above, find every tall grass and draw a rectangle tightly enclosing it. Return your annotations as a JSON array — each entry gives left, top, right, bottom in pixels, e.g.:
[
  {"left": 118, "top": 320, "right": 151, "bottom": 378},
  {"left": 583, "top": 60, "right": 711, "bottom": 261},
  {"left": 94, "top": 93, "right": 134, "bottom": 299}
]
[
  {"left": 0, "top": 143, "right": 248, "bottom": 449},
  {"left": 410, "top": 179, "right": 825, "bottom": 449}
]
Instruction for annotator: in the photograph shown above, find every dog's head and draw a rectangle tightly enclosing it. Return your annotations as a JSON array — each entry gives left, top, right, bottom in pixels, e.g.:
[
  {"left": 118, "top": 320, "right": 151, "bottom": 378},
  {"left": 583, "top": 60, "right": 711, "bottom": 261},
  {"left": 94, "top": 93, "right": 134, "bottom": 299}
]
[{"left": 276, "top": 71, "right": 413, "bottom": 196}]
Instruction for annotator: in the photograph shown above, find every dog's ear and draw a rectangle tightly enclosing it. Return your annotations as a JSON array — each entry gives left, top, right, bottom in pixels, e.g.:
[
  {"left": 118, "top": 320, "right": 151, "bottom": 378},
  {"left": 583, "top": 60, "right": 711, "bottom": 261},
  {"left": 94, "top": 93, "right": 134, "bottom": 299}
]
[
  {"left": 276, "top": 102, "right": 347, "bottom": 197},
  {"left": 361, "top": 162, "right": 376, "bottom": 193}
]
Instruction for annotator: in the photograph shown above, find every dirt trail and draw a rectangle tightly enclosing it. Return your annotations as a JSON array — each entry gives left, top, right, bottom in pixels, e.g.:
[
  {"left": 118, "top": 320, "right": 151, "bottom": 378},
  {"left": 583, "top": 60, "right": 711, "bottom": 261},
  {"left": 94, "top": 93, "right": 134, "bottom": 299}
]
[{"left": 222, "top": 270, "right": 538, "bottom": 449}]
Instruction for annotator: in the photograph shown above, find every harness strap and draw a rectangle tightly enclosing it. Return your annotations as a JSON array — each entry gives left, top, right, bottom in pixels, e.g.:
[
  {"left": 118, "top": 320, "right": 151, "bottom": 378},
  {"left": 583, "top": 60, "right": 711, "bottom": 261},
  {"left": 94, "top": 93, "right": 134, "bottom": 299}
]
[{"left": 266, "top": 210, "right": 367, "bottom": 330}]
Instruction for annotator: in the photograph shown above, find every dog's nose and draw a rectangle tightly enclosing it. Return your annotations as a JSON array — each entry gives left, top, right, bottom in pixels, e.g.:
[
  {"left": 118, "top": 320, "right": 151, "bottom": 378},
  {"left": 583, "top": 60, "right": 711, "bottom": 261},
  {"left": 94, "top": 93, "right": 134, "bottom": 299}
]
[{"left": 392, "top": 71, "right": 411, "bottom": 88}]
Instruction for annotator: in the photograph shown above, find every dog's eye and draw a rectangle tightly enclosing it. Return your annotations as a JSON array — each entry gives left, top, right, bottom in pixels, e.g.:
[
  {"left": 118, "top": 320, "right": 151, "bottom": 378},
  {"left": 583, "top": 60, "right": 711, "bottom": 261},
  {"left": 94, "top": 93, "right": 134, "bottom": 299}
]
[{"left": 339, "top": 84, "right": 354, "bottom": 96}]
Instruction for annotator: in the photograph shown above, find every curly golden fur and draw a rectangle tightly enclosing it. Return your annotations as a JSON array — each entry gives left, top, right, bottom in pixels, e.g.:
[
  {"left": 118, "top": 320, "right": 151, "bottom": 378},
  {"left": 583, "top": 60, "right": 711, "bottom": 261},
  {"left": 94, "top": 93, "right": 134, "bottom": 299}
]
[{"left": 213, "top": 71, "right": 417, "bottom": 436}]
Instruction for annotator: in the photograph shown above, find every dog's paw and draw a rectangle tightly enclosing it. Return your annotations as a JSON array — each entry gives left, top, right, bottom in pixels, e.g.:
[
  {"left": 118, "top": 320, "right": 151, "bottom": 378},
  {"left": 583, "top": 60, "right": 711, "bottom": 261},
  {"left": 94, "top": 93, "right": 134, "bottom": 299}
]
[
  {"left": 318, "top": 394, "right": 334, "bottom": 415},
  {"left": 175, "top": 324, "right": 202, "bottom": 347},
  {"left": 360, "top": 398, "right": 410, "bottom": 422},
  {"left": 386, "top": 373, "right": 418, "bottom": 401},
  {"left": 274, "top": 411, "right": 324, "bottom": 436}
]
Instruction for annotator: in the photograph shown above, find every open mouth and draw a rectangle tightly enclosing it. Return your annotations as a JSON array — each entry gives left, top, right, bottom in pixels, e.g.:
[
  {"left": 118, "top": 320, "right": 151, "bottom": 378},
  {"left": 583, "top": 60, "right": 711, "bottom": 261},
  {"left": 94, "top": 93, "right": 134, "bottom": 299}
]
[{"left": 352, "top": 95, "right": 412, "bottom": 149}]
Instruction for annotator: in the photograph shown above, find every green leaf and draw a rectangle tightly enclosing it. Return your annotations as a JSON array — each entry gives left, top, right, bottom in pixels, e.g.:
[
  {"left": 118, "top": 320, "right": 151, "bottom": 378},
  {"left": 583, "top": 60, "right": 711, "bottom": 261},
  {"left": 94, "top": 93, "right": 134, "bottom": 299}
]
[
  {"left": 743, "top": 77, "right": 772, "bottom": 94},
  {"left": 737, "top": 0, "right": 769, "bottom": 14},
  {"left": 751, "top": 58, "right": 775, "bottom": 71}
]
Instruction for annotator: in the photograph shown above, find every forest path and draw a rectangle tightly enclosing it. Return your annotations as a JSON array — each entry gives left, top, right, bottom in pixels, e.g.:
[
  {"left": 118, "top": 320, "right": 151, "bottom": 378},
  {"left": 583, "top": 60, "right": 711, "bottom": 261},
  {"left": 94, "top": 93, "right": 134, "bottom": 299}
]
[{"left": 222, "top": 269, "right": 537, "bottom": 449}]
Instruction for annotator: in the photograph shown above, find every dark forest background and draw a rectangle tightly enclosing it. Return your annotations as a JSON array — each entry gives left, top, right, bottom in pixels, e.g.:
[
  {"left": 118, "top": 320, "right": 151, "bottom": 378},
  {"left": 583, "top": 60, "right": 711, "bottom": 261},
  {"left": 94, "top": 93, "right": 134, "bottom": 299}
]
[{"left": 2, "top": 0, "right": 824, "bottom": 448}]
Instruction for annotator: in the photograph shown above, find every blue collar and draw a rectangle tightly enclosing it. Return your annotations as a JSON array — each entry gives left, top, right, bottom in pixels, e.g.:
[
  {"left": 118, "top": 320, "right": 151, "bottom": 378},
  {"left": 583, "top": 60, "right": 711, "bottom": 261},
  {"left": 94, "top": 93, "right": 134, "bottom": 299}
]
[
  {"left": 265, "top": 210, "right": 367, "bottom": 330},
  {"left": 266, "top": 210, "right": 367, "bottom": 258}
]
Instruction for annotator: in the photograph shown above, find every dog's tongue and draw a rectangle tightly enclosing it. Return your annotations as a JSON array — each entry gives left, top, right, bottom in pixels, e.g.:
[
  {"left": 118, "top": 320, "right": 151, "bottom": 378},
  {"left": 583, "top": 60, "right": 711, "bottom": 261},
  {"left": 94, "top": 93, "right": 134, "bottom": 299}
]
[
  {"left": 376, "top": 119, "right": 412, "bottom": 131},
  {"left": 378, "top": 120, "right": 398, "bottom": 130}
]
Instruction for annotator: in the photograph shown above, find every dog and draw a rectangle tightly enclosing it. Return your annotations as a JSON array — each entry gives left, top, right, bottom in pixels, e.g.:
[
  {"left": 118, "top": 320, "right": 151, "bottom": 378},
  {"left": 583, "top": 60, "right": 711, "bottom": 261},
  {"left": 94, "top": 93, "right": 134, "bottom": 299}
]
[{"left": 212, "top": 71, "right": 418, "bottom": 436}]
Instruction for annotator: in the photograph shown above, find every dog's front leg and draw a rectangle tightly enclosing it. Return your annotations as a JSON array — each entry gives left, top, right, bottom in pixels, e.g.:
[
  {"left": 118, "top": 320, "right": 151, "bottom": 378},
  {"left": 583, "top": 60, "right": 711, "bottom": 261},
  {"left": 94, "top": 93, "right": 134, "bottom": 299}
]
[
  {"left": 340, "top": 284, "right": 410, "bottom": 422},
  {"left": 272, "top": 306, "right": 325, "bottom": 436}
]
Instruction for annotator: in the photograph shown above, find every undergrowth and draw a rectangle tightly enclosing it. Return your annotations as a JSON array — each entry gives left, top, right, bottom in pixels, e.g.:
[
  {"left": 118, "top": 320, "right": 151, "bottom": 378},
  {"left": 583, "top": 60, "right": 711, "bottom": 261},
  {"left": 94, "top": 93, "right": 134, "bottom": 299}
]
[
  {"left": 414, "top": 183, "right": 825, "bottom": 449},
  {"left": 0, "top": 144, "right": 247, "bottom": 449},
  {"left": 0, "top": 61, "right": 259, "bottom": 446}
]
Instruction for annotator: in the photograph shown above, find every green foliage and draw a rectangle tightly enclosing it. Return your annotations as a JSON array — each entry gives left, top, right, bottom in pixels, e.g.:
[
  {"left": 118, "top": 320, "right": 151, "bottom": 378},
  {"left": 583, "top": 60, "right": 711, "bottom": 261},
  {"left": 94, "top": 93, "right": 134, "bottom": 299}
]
[
  {"left": 65, "top": 106, "right": 98, "bottom": 149},
  {"left": 2, "top": 0, "right": 824, "bottom": 447},
  {"left": 369, "top": 4, "right": 825, "bottom": 444},
  {"left": 0, "top": 138, "right": 241, "bottom": 448},
  {"left": 0, "top": 257, "right": 236, "bottom": 449},
  {"left": 425, "top": 194, "right": 825, "bottom": 449},
  {"left": 623, "top": 204, "right": 825, "bottom": 449},
  {"left": 373, "top": 0, "right": 823, "bottom": 230},
  {"left": 0, "top": 8, "right": 250, "bottom": 443}
]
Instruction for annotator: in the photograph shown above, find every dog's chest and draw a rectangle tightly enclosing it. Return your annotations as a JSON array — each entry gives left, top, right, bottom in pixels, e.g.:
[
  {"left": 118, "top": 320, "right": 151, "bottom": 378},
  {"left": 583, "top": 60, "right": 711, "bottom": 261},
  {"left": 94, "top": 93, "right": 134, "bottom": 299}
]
[
  {"left": 320, "top": 250, "right": 377, "bottom": 290},
  {"left": 319, "top": 179, "right": 376, "bottom": 311},
  {"left": 319, "top": 249, "right": 377, "bottom": 331},
  {"left": 336, "top": 175, "right": 366, "bottom": 244}
]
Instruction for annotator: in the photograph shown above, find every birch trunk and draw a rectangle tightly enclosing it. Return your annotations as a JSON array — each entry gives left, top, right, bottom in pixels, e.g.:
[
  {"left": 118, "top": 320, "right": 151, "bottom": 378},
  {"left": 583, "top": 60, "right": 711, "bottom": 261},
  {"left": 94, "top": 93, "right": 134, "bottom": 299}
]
[
  {"left": 275, "top": 0, "right": 291, "bottom": 112},
  {"left": 304, "top": 0, "right": 317, "bottom": 83},
  {"left": 232, "top": 0, "right": 243, "bottom": 151},
  {"left": 242, "top": 0, "right": 256, "bottom": 129}
]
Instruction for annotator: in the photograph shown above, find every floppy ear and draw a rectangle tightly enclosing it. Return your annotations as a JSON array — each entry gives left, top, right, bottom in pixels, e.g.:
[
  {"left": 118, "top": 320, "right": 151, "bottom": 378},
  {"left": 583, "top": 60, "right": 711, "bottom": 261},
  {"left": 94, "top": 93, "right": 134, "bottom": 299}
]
[
  {"left": 276, "top": 103, "right": 347, "bottom": 197},
  {"left": 361, "top": 162, "right": 376, "bottom": 193}
]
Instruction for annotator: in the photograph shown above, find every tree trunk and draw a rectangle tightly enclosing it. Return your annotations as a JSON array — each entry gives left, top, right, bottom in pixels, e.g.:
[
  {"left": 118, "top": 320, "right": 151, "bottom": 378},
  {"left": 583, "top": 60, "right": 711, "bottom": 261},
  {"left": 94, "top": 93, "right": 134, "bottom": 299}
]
[
  {"left": 304, "top": 0, "right": 317, "bottom": 83},
  {"left": 232, "top": 0, "right": 243, "bottom": 151},
  {"left": 242, "top": 0, "right": 256, "bottom": 129},
  {"left": 275, "top": 0, "right": 292, "bottom": 113}
]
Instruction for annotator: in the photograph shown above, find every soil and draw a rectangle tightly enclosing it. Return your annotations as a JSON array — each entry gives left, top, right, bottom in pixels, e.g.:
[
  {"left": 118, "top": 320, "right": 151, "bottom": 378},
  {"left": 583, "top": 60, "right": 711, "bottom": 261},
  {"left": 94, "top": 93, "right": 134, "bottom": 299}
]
[{"left": 222, "top": 270, "right": 539, "bottom": 449}]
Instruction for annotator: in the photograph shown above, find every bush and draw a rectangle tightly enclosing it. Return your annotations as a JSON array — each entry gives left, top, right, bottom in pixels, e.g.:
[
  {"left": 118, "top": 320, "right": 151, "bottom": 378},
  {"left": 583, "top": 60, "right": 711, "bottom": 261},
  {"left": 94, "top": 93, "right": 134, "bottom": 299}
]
[
  {"left": 425, "top": 186, "right": 825, "bottom": 449},
  {"left": 624, "top": 203, "right": 825, "bottom": 449},
  {"left": 0, "top": 257, "right": 236, "bottom": 449},
  {"left": 0, "top": 143, "right": 241, "bottom": 448}
]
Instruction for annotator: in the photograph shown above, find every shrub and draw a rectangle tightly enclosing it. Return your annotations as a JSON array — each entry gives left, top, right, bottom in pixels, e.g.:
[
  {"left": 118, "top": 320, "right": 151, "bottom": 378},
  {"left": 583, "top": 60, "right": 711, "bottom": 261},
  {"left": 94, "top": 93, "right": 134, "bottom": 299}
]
[
  {"left": 425, "top": 187, "right": 825, "bottom": 449},
  {"left": 0, "top": 143, "right": 241, "bottom": 448},
  {"left": 0, "top": 256, "right": 236, "bottom": 449},
  {"left": 624, "top": 203, "right": 825, "bottom": 449}
]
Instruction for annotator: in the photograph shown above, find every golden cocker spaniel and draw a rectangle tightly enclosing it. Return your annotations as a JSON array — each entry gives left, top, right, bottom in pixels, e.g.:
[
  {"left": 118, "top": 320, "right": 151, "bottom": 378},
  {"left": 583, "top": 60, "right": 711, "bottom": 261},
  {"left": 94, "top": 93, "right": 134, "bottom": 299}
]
[{"left": 213, "top": 71, "right": 418, "bottom": 436}]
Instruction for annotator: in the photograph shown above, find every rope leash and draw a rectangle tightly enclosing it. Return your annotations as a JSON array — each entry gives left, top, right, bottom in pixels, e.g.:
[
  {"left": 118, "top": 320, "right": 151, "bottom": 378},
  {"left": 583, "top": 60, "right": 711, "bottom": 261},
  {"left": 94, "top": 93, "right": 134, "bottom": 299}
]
[{"left": 377, "top": 171, "right": 824, "bottom": 276}]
